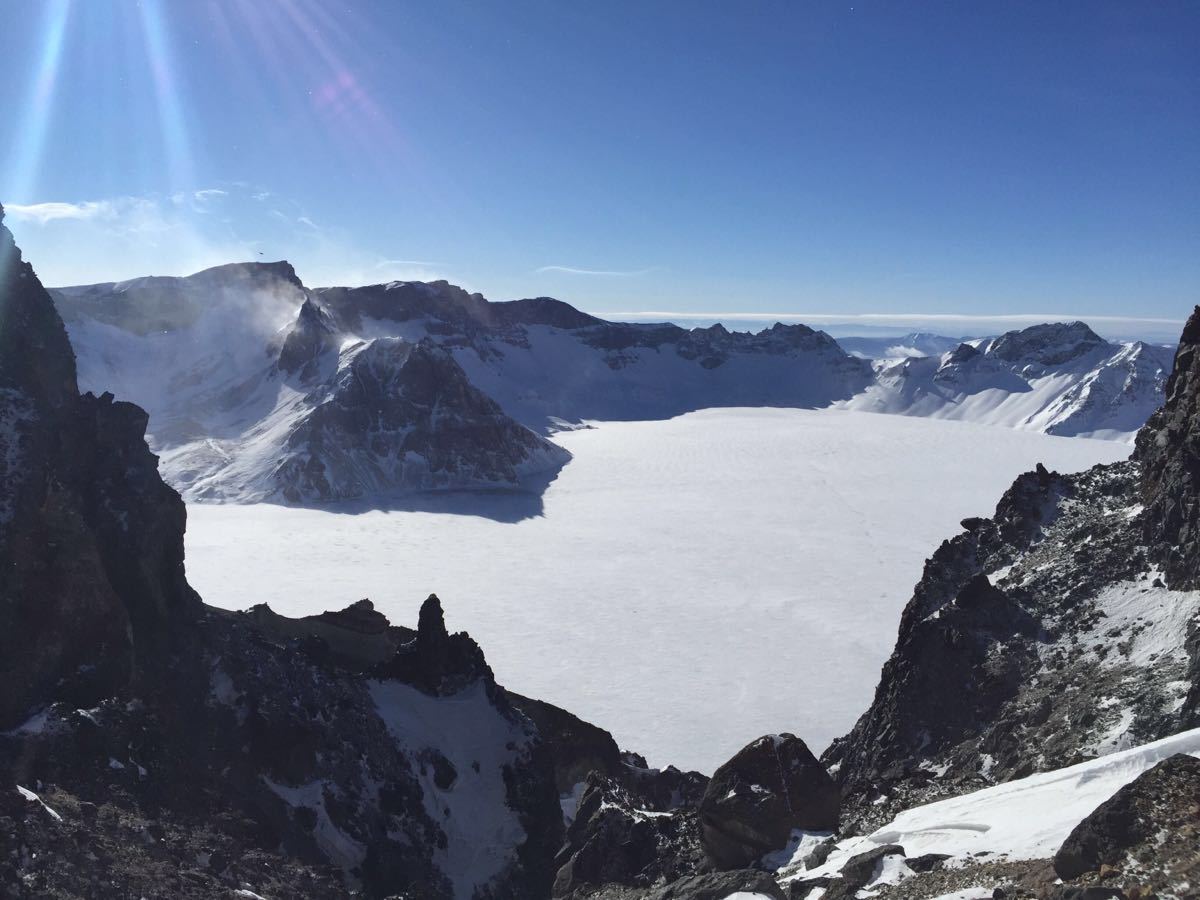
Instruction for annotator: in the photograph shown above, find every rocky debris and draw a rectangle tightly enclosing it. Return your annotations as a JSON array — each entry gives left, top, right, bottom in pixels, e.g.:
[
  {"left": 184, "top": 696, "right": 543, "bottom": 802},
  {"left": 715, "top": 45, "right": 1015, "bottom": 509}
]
[
  {"left": 785, "top": 844, "right": 908, "bottom": 900},
  {"left": 1052, "top": 754, "right": 1200, "bottom": 890},
  {"left": 698, "top": 734, "right": 839, "bottom": 869},
  {"left": 1, "top": 595, "right": 566, "bottom": 899},
  {"left": 0, "top": 203, "right": 200, "bottom": 729},
  {"left": 552, "top": 774, "right": 708, "bottom": 898},
  {"left": 1137, "top": 306, "right": 1200, "bottom": 591},
  {"left": 647, "top": 870, "right": 787, "bottom": 899},
  {"left": 272, "top": 336, "right": 570, "bottom": 503}
]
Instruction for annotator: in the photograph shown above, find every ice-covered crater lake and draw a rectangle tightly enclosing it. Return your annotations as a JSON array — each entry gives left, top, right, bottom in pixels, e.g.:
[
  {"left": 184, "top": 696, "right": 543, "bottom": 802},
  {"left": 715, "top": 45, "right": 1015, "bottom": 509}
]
[{"left": 186, "top": 408, "right": 1128, "bottom": 773}]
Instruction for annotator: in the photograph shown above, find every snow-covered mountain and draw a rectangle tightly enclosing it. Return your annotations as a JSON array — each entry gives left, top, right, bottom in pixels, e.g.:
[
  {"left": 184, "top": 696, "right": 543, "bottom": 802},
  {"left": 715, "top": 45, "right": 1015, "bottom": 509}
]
[
  {"left": 841, "top": 321, "right": 1174, "bottom": 439},
  {"left": 834, "top": 331, "right": 970, "bottom": 360},
  {"left": 51, "top": 265, "right": 872, "bottom": 503},
  {"left": 54, "top": 264, "right": 569, "bottom": 503},
  {"left": 52, "top": 264, "right": 1171, "bottom": 506}
]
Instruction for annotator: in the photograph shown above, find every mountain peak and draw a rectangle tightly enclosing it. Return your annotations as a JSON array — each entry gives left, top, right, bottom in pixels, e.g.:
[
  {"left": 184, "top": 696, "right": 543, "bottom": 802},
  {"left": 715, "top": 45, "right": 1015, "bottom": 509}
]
[{"left": 984, "top": 321, "right": 1107, "bottom": 366}]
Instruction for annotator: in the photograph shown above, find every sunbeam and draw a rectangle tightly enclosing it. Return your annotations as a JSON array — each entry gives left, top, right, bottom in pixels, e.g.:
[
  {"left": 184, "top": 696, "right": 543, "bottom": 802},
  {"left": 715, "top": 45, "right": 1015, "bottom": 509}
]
[
  {"left": 3, "top": 0, "right": 70, "bottom": 204},
  {"left": 135, "top": 0, "right": 195, "bottom": 192}
]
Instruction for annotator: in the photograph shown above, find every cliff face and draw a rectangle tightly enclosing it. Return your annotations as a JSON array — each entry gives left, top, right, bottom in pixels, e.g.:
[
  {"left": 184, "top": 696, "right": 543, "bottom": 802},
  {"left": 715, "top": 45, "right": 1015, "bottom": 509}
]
[
  {"left": 1136, "top": 307, "right": 1200, "bottom": 590},
  {"left": 0, "top": 203, "right": 199, "bottom": 728}
]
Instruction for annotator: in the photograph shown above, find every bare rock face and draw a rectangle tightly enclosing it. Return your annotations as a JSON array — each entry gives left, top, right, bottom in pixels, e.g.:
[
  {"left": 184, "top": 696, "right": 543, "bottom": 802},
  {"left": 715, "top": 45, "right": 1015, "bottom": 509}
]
[
  {"left": 0, "top": 203, "right": 199, "bottom": 728},
  {"left": 274, "top": 336, "right": 570, "bottom": 503},
  {"left": 1136, "top": 305, "right": 1200, "bottom": 590},
  {"left": 552, "top": 773, "right": 708, "bottom": 898},
  {"left": 1053, "top": 754, "right": 1200, "bottom": 890},
  {"left": 698, "top": 734, "right": 839, "bottom": 870},
  {"left": 375, "top": 593, "right": 496, "bottom": 695}
]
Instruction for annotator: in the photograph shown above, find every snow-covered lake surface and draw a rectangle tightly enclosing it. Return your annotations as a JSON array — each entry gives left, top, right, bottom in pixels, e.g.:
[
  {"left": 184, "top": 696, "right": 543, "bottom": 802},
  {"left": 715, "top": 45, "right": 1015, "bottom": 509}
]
[{"left": 185, "top": 408, "right": 1128, "bottom": 773}]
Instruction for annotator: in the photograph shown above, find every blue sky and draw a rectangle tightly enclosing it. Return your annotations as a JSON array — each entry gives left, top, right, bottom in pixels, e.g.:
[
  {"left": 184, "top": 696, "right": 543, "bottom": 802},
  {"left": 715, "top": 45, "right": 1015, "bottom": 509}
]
[{"left": 0, "top": 1, "right": 1196, "bottom": 330}]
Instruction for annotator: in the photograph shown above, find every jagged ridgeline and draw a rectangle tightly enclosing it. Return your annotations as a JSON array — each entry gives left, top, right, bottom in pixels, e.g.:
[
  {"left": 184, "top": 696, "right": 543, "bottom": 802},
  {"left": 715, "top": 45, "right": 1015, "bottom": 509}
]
[
  {"left": 50, "top": 261, "right": 1173, "bottom": 513},
  {"left": 52, "top": 265, "right": 870, "bottom": 505}
]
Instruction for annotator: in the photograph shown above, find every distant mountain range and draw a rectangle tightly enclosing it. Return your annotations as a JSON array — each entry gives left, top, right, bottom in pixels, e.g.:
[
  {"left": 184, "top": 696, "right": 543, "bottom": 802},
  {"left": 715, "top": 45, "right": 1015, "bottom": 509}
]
[{"left": 50, "top": 262, "right": 1173, "bottom": 504}]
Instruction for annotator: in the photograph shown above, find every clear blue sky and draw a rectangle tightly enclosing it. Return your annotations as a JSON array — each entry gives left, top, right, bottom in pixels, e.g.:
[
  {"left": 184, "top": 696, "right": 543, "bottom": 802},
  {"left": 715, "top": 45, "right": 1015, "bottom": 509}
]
[{"left": 0, "top": 0, "right": 1196, "bottom": 326}]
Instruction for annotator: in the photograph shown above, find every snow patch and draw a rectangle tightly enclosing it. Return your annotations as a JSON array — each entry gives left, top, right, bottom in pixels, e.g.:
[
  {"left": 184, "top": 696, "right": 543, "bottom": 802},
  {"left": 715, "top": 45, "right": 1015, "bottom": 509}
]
[
  {"left": 783, "top": 727, "right": 1200, "bottom": 881},
  {"left": 16, "top": 785, "right": 62, "bottom": 822},
  {"left": 368, "top": 679, "right": 528, "bottom": 900}
]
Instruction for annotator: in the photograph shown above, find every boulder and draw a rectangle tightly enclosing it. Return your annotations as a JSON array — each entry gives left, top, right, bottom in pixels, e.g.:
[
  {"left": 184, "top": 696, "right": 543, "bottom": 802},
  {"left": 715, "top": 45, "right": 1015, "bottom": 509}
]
[
  {"left": 698, "top": 734, "right": 839, "bottom": 869},
  {"left": 1054, "top": 753, "right": 1200, "bottom": 881}
]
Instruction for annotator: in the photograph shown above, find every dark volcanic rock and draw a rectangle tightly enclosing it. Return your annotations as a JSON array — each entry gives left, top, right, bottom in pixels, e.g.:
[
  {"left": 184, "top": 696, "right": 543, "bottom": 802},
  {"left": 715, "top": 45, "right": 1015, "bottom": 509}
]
[
  {"left": 698, "top": 734, "right": 839, "bottom": 869},
  {"left": 1136, "top": 305, "right": 1200, "bottom": 590},
  {"left": 647, "top": 870, "right": 787, "bottom": 899},
  {"left": 553, "top": 774, "right": 708, "bottom": 898},
  {"left": 511, "top": 693, "right": 625, "bottom": 795},
  {"left": 274, "top": 335, "right": 569, "bottom": 502},
  {"left": 1053, "top": 754, "right": 1200, "bottom": 883},
  {"left": 378, "top": 593, "right": 495, "bottom": 696},
  {"left": 277, "top": 295, "right": 341, "bottom": 381},
  {"left": 0, "top": 203, "right": 199, "bottom": 729}
]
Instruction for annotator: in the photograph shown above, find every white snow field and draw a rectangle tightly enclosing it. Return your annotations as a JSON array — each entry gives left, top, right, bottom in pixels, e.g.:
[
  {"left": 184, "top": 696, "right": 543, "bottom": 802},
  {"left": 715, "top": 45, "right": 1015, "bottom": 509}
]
[
  {"left": 781, "top": 726, "right": 1200, "bottom": 885},
  {"left": 185, "top": 408, "right": 1128, "bottom": 773}
]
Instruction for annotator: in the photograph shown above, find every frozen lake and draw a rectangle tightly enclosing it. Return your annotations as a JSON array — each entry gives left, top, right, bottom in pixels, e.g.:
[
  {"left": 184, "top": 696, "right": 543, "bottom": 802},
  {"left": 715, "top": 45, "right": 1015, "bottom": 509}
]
[{"left": 185, "top": 408, "right": 1128, "bottom": 773}]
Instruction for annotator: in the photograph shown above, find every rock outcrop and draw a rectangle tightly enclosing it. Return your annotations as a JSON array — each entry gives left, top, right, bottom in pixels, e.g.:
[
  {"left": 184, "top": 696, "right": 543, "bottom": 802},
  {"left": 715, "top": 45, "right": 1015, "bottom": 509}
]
[
  {"left": 273, "top": 336, "right": 569, "bottom": 503},
  {"left": 698, "top": 734, "right": 839, "bottom": 869},
  {"left": 1136, "top": 306, "right": 1200, "bottom": 590},
  {"left": 1053, "top": 753, "right": 1200, "bottom": 887},
  {"left": 0, "top": 202, "right": 199, "bottom": 729}
]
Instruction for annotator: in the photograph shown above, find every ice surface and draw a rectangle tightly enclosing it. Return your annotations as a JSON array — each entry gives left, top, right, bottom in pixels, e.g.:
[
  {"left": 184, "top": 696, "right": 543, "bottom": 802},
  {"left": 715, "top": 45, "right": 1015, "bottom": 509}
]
[{"left": 185, "top": 409, "right": 1127, "bottom": 772}]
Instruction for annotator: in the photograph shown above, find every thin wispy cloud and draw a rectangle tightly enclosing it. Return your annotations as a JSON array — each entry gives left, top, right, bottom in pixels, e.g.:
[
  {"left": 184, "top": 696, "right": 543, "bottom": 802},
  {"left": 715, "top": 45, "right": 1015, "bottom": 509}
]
[
  {"left": 536, "top": 264, "right": 654, "bottom": 277},
  {"left": 601, "top": 311, "right": 1187, "bottom": 343},
  {"left": 6, "top": 200, "right": 116, "bottom": 224},
  {"left": 2, "top": 185, "right": 459, "bottom": 289},
  {"left": 610, "top": 311, "right": 1187, "bottom": 326}
]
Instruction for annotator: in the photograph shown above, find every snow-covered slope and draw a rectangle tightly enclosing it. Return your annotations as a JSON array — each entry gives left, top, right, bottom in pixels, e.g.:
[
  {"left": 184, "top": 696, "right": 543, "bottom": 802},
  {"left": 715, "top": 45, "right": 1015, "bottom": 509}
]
[
  {"left": 52, "top": 267, "right": 1168, "bottom": 505},
  {"left": 834, "top": 331, "right": 971, "bottom": 361},
  {"left": 303, "top": 280, "right": 874, "bottom": 431},
  {"left": 779, "top": 726, "right": 1200, "bottom": 885},
  {"left": 53, "top": 265, "right": 569, "bottom": 503},
  {"left": 841, "top": 321, "right": 1173, "bottom": 441}
]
